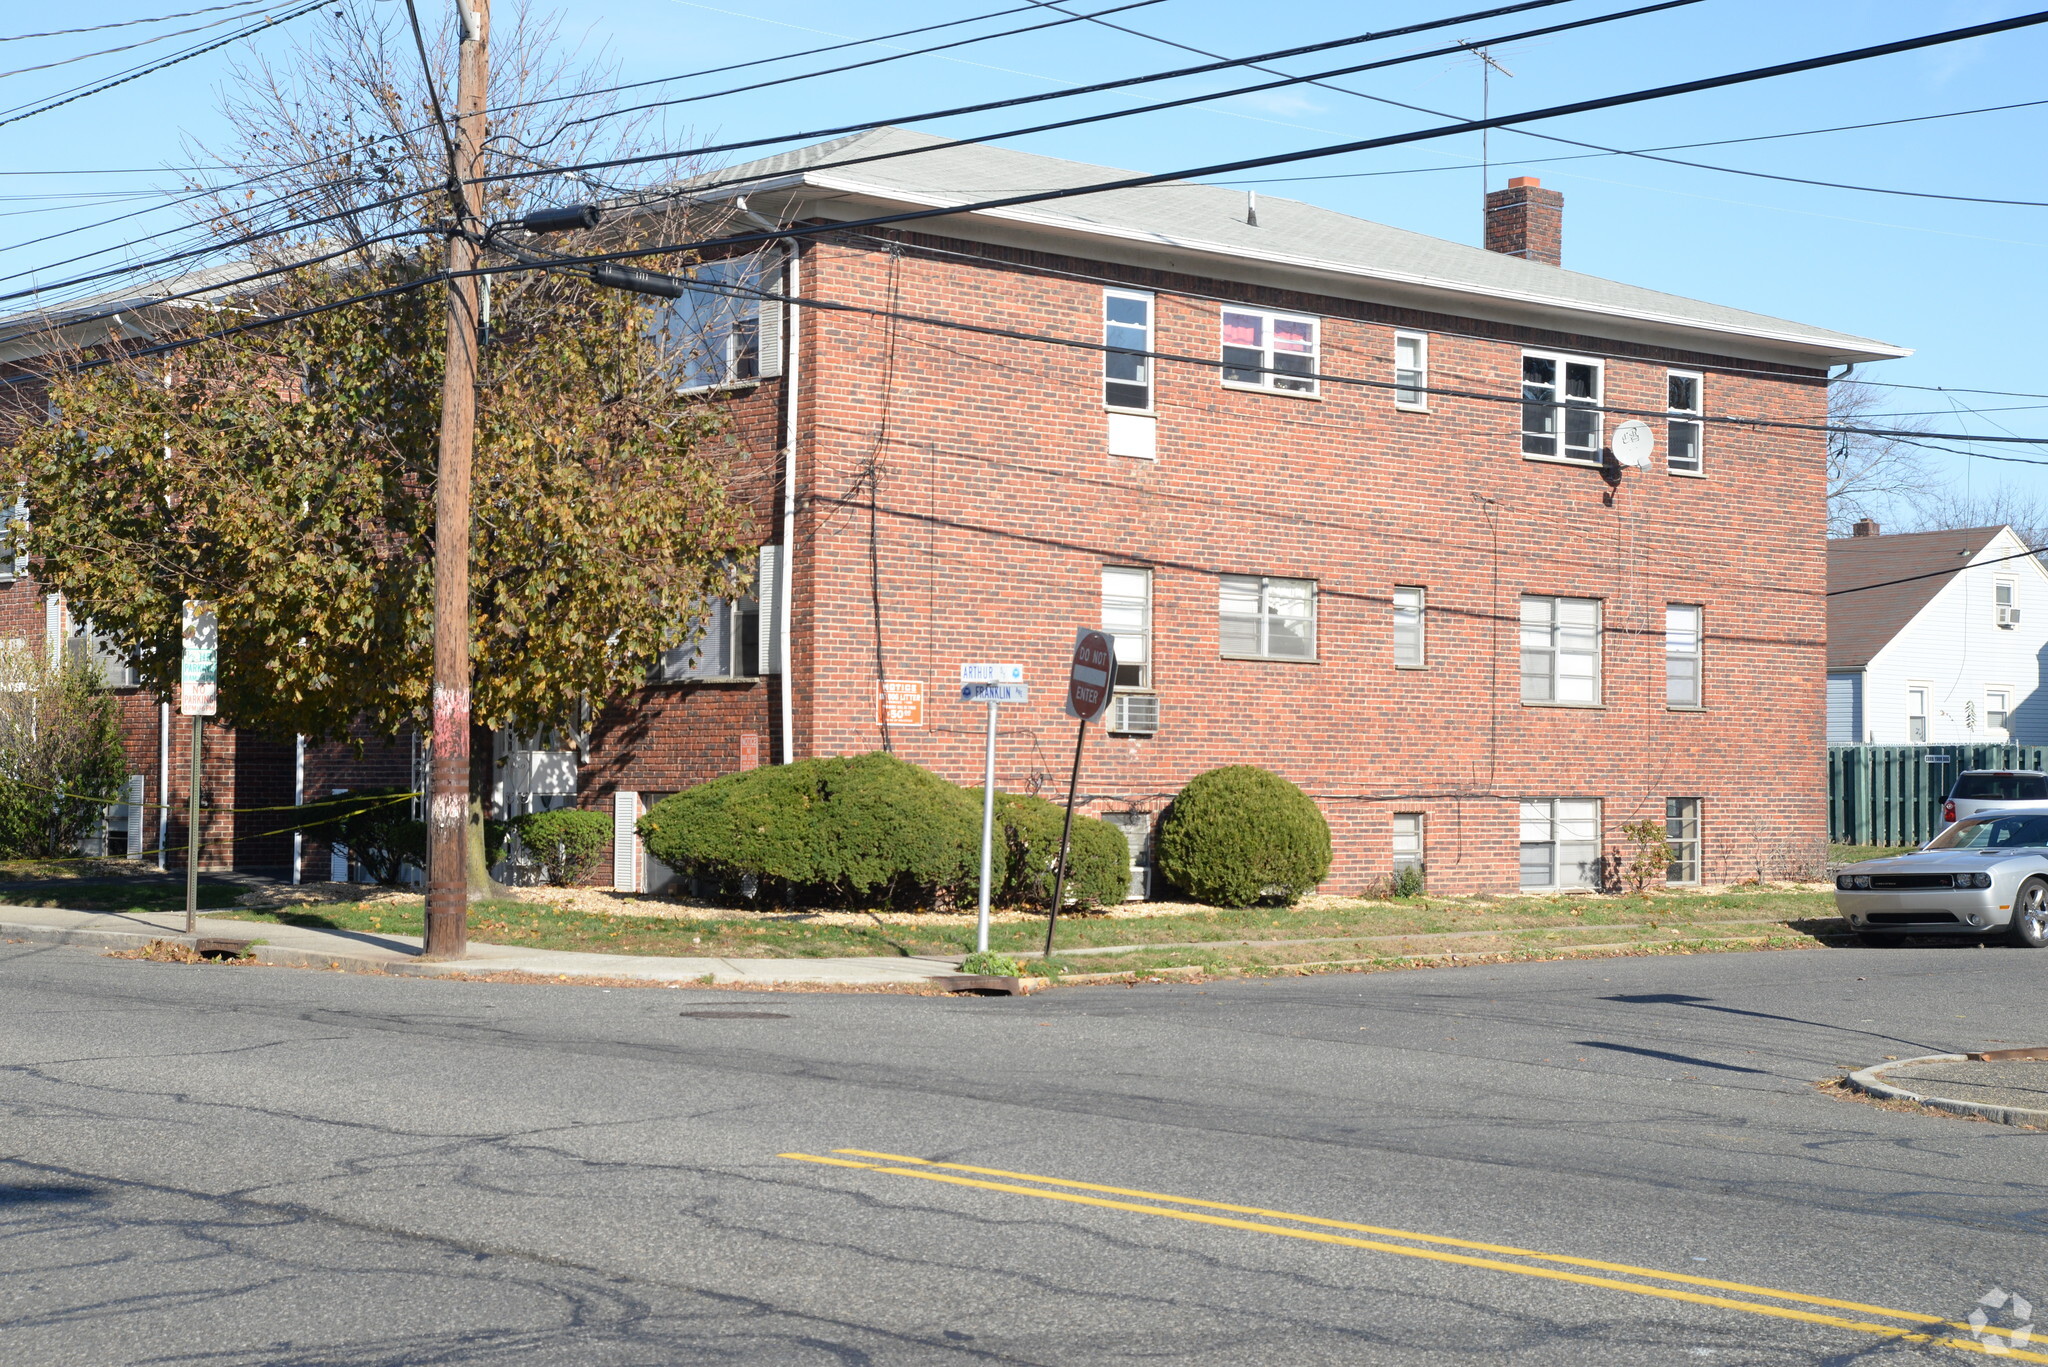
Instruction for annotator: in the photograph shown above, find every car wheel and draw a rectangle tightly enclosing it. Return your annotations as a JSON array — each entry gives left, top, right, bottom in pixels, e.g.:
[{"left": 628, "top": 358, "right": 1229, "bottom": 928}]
[
  {"left": 1858, "top": 932, "right": 1904, "bottom": 947},
  {"left": 2007, "top": 880, "right": 2048, "bottom": 948}
]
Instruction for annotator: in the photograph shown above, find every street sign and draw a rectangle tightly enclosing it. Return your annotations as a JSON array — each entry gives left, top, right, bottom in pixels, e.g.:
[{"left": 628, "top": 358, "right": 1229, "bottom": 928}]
[
  {"left": 960, "top": 662, "right": 1025, "bottom": 684},
  {"left": 1064, "top": 628, "right": 1116, "bottom": 721},
  {"left": 877, "top": 679, "right": 925, "bottom": 728},
  {"left": 961, "top": 682, "right": 1028, "bottom": 704},
  {"left": 180, "top": 600, "right": 217, "bottom": 717}
]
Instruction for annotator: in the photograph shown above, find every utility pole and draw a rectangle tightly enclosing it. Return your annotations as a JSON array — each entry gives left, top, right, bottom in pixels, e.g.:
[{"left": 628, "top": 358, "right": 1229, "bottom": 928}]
[{"left": 424, "top": 0, "right": 489, "bottom": 960}]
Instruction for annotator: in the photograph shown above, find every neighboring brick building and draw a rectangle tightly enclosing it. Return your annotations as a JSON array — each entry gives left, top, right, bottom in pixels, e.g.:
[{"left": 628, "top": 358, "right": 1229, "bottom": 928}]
[{"left": 3, "top": 128, "right": 1909, "bottom": 893}]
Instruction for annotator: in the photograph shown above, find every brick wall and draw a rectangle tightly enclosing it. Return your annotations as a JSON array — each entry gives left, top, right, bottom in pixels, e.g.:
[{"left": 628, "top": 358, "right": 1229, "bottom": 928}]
[{"left": 770, "top": 227, "right": 1827, "bottom": 894}]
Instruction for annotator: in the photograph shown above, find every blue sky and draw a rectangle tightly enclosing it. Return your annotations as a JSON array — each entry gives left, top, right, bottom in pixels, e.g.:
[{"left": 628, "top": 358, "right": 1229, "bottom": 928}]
[{"left": 7, "top": 0, "right": 2046, "bottom": 511}]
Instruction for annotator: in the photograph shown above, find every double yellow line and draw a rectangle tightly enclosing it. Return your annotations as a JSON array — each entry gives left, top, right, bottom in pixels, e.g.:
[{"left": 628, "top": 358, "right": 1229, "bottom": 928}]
[{"left": 781, "top": 1149, "right": 2041, "bottom": 1361}]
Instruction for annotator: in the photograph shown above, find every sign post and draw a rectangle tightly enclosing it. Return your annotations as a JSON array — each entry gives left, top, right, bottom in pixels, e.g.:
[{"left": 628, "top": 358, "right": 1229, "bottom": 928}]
[
  {"left": 1044, "top": 629, "right": 1115, "bottom": 957},
  {"left": 179, "top": 601, "right": 218, "bottom": 934},
  {"left": 960, "top": 664, "right": 1026, "bottom": 954}
]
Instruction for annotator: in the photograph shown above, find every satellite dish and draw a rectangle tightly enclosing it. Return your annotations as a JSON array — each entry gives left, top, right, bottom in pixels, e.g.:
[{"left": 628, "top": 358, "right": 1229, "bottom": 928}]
[{"left": 1610, "top": 419, "right": 1654, "bottom": 469}]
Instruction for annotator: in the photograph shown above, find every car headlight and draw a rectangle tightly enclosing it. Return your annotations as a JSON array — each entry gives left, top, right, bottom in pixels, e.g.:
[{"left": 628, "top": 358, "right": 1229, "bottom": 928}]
[
  {"left": 1836, "top": 874, "right": 1872, "bottom": 890},
  {"left": 1959, "top": 872, "right": 1994, "bottom": 889}
]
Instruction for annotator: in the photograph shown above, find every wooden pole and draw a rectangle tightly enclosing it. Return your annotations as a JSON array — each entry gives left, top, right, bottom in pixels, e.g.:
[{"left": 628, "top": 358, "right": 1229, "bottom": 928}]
[{"left": 424, "top": 0, "right": 489, "bottom": 960}]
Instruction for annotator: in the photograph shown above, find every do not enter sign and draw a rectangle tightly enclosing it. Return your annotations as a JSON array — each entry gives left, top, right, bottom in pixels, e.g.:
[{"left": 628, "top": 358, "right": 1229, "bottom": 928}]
[{"left": 1065, "top": 628, "right": 1116, "bottom": 721}]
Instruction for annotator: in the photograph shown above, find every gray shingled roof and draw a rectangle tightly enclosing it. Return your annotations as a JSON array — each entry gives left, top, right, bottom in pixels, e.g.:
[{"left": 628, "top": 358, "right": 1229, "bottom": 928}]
[
  {"left": 702, "top": 127, "right": 1906, "bottom": 363},
  {"left": 1828, "top": 527, "right": 2006, "bottom": 670}
]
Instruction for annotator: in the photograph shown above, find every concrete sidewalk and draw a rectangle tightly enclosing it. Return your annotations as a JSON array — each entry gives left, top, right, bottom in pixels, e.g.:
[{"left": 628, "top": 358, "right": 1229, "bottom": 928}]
[{"left": 0, "top": 904, "right": 978, "bottom": 988}]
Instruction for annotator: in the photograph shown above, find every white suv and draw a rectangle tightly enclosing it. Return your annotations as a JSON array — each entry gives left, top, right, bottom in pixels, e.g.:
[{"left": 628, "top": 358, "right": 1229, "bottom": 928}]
[{"left": 1944, "top": 770, "right": 2048, "bottom": 826}]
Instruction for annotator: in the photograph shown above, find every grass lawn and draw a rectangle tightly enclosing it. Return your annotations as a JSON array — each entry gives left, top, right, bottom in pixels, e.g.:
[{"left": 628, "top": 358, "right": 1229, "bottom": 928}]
[
  {"left": 0, "top": 880, "right": 245, "bottom": 915},
  {"left": 206, "top": 884, "right": 1847, "bottom": 977},
  {"left": 1830, "top": 843, "right": 1916, "bottom": 864}
]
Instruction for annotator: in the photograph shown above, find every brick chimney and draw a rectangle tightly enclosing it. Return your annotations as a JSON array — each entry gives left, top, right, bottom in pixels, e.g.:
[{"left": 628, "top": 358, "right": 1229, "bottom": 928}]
[
  {"left": 1485, "top": 176, "right": 1563, "bottom": 266},
  {"left": 1852, "top": 518, "right": 1881, "bottom": 537}
]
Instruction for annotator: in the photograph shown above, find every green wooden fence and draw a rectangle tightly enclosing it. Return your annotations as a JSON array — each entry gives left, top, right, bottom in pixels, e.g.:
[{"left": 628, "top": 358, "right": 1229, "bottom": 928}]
[{"left": 1828, "top": 744, "right": 2048, "bottom": 846}]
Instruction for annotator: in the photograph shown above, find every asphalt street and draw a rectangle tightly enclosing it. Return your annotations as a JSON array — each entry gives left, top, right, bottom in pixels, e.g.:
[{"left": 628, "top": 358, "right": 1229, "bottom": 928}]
[{"left": 4, "top": 937, "right": 2047, "bottom": 1365}]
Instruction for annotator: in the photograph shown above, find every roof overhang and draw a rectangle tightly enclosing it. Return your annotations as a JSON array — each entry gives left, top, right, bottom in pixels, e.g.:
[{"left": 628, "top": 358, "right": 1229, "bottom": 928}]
[{"left": 720, "top": 173, "right": 1906, "bottom": 369}]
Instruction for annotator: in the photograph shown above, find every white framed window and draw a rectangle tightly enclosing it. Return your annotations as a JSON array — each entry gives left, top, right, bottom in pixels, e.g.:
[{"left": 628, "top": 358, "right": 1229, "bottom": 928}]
[
  {"left": 1521, "top": 352, "right": 1603, "bottom": 462},
  {"left": 1394, "top": 332, "right": 1428, "bottom": 409},
  {"left": 1104, "top": 289, "right": 1153, "bottom": 411},
  {"left": 1392, "top": 812, "right": 1424, "bottom": 872},
  {"left": 1102, "top": 566, "right": 1152, "bottom": 690},
  {"left": 1666, "top": 604, "right": 1702, "bottom": 707},
  {"left": 1665, "top": 798, "right": 1701, "bottom": 885},
  {"left": 655, "top": 253, "right": 781, "bottom": 390},
  {"left": 1988, "top": 689, "right": 2011, "bottom": 733},
  {"left": 1393, "top": 586, "right": 1426, "bottom": 667},
  {"left": 658, "top": 555, "right": 763, "bottom": 681},
  {"left": 1219, "top": 575, "right": 1316, "bottom": 660},
  {"left": 1520, "top": 595, "right": 1601, "bottom": 704},
  {"left": 1996, "top": 580, "right": 2019, "bottom": 628},
  {"left": 1907, "top": 685, "right": 1929, "bottom": 743},
  {"left": 1221, "top": 308, "right": 1319, "bottom": 395},
  {"left": 1520, "top": 799, "right": 1601, "bottom": 890},
  {"left": 1667, "top": 371, "right": 1703, "bottom": 475}
]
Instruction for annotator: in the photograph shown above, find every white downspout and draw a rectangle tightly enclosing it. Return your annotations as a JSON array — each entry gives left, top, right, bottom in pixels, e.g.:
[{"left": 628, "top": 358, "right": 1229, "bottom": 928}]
[
  {"left": 778, "top": 247, "right": 800, "bottom": 765},
  {"left": 292, "top": 734, "right": 305, "bottom": 884}
]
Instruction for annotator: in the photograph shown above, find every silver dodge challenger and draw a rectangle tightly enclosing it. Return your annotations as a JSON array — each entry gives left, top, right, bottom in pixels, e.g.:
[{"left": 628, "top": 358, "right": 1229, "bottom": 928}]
[{"left": 1835, "top": 811, "right": 2048, "bottom": 947}]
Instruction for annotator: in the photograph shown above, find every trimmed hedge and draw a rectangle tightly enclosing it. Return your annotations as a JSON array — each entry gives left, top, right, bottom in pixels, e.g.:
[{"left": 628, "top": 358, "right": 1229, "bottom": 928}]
[
  {"left": 639, "top": 753, "right": 996, "bottom": 908},
  {"left": 1155, "top": 766, "right": 1331, "bottom": 907},
  {"left": 514, "top": 807, "right": 612, "bottom": 886},
  {"left": 983, "top": 790, "right": 1130, "bottom": 910}
]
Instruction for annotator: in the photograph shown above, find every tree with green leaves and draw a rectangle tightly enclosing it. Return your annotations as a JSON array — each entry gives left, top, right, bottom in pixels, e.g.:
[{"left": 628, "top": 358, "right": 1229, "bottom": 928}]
[{"left": 5, "top": 2, "right": 755, "bottom": 746}]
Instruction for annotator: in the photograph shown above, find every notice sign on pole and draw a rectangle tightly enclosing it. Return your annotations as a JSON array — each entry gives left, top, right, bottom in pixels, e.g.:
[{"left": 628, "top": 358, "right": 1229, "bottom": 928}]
[
  {"left": 1064, "top": 628, "right": 1116, "bottom": 721},
  {"left": 877, "top": 679, "right": 925, "bottom": 728},
  {"left": 180, "top": 599, "right": 218, "bottom": 717}
]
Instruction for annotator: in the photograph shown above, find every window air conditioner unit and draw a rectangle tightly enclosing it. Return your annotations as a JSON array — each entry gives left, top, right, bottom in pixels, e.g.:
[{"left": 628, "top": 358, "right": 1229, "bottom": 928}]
[
  {"left": 1109, "top": 692, "right": 1159, "bottom": 736},
  {"left": 1998, "top": 606, "right": 2022, "bottom": 628}
]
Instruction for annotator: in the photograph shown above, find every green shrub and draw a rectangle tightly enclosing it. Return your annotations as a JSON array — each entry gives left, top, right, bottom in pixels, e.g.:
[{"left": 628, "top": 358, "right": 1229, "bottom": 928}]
[
  {"left": 309, "top": 787, "right": 422, "bottom": 887},
  {"left": 1155, "top": 766, "right": 1331, "bottom": 907},
  {"left": 960, "top": 951, "right": 1024, "bottom": 977},
  {"left": 514, "top": 807, "right": 612, "bottom": 886},
  {"left": 0, "top": 653, "right": 128, "bottom": 859},
  {"left": 1387, "top": 863, "right": 1426, "bottom": 899},
  {"left": 641, "top": 753, "right": 995, "bottom": 908},
  {"left": 980, "top": 790, "right": 1130, "bottom": 910}
]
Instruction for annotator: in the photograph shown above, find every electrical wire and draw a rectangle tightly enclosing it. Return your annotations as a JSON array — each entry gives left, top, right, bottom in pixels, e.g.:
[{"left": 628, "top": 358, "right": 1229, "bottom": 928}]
[
  {"left": 0, "top": 0, "right": 1658, "bottom": 312},
  {"left": 0, "top": 3, "right": 274, "bottom": 43},
  {"left": 17, "top": 9, "right": 2048, "bottom": 444},
  {"left": 1828, "top": 544, "right": 2048, "bottom": 595},
  {"left": 0, "top": 2, "right": 279, "bottom": 80},
  {"left": 1043, "top": 0, "right": 2048, "bottom": 209},
  {"left": 0, "top": 0, "right": 326, "bottom": 132}
]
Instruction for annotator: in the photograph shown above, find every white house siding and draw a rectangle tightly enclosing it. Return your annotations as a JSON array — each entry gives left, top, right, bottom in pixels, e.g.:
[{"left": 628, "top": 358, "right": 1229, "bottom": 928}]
[
  {"left": 1826, "top": 673, "right": 1861, "bottom": 742},
  {"left": 1858, "top": 530, "right": 2048, "bottom": 744}
]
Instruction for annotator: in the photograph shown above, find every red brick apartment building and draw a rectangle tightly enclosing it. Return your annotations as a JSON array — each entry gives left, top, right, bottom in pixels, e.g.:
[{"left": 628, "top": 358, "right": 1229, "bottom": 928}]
[{"left": 3, "top": 128, "right": 1908, "bottom": 895}]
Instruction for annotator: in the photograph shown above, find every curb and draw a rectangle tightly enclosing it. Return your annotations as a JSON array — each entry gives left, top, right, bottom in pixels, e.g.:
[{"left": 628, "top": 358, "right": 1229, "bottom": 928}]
[{"left": 1845, "top": 1053, "right": 2048, "bottom": 1128}]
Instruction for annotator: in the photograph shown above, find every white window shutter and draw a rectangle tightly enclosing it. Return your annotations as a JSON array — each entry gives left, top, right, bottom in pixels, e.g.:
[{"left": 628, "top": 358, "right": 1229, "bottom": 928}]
[
  {"left": 125, "top": 775, "right": 146, "bottom": 857},
  {"left": 43, "top": 594, "right": 63, "bottom": 658},
  {"left": 756, "top": 544, "right": 781, "bottom": 673},
  {"left": 755, "top": 259, "right": 784, "bottom": 378},
  {"left": 612, "top": 791, "right": 640, "bottom": 891}
]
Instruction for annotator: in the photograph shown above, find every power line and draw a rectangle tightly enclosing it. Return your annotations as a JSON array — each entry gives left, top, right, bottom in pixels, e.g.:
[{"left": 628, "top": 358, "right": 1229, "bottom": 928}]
[
  {"left": 1214, "top": 95, "right": 2048, "bottom": 189},
  {"left": 0, "top": 0, "right": 325, "bottom": 132},
  {"left": 0, "top": 2, "right": 278, "bottom": 80},
  {"left": 1828, "top": 544, "right": 2048, "bottom": 596},
  {"left": 0, "top": 3, "right": 271, "bottom": 43},
  {"left": 0, "top": 0, "right": 1647, "bottom": 312},
  {"left": 1045, "top": 0, "right": 2048, "bottom": 209},
  {"left": 22, "top": 11, "right": 2048, "bottom": 430}
]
